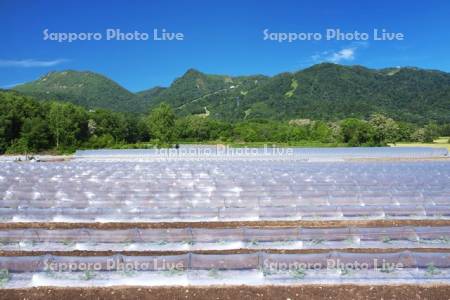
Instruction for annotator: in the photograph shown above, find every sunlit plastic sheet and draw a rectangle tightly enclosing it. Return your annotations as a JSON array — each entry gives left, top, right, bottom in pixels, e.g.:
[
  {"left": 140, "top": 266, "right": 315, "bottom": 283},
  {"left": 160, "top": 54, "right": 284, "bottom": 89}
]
[
  {"left": 139, "top": 228, "right": 192, "bottom": 243},
  {"left": 244, "top": 228, "right": 299, "bottom": 242},
  {"left": 415, "top": 227, "right": 450, "bottom": 241},
  {"left": 190, "top": 253, "right": 260, "bottom": 270},
  {"left": 425, "top": 205, "right": 450, "bottom": 217},
  {"left": 1, "top": 251, "right": 450, "bottom": 273},
  {"left": 354, "top": 227, "right": 417, "bottom": 241},
  {"left": 0, "top": 226, "right": 450, "bottom": 249},
  {"left": 1, "top": 160, "right": 450, "bottom": 222},
  {"left": 413, "top": 252, "right": 450, "bottom": 268},
  {"left": 191, "top": 228, "right": 245, "bottom": 243},
  {"left": 48, "top": 255, "right": 113, "bottom": 271},
  {"left": 263, "top": 252, "right": 332, "bottom": 269},
  {"left": 300, "top": 228, "right": 352, "bottom": 242},
  {"left": 74, "top": 147, "right": 448, "bottom": 160},
  {"left": 0, "top": 256, "right": 47, "bottom": 272},
  {"left": 332, "top": 251, "right": 417, "bottom": 268},
  {"left": 123, "top": 254, "right": 189, "bottom": 270}
]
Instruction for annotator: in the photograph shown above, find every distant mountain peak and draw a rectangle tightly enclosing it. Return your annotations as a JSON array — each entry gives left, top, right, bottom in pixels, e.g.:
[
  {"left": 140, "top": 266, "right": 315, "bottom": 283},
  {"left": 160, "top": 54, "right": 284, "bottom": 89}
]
[{"left": 183, "top": 68, "right": 203, "bottom": 77}]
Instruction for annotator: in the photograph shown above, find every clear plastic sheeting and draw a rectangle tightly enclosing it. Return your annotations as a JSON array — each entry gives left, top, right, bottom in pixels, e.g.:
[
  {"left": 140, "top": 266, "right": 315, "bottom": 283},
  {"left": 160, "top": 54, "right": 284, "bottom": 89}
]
[
  {"left": 74, "top": 147, "right": 449, "bottom": 160},
  {"left": 1, "top": 226, "right": 449, "bottom": 251},
  {"left": 0, "top": 251, "right": 449, "bottom": 273},
  {"left": 190, "top": 253, "right": 260, "bottom": 270},
  {"left": 0, "top": 160, "right": 449, "bottom": 222}
]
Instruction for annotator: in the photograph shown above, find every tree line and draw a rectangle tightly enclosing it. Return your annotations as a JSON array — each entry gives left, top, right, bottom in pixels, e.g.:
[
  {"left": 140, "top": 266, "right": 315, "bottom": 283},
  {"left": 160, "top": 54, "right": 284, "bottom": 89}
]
[{"left": 0, "top": 91, "right": 447, "bottom": 154}]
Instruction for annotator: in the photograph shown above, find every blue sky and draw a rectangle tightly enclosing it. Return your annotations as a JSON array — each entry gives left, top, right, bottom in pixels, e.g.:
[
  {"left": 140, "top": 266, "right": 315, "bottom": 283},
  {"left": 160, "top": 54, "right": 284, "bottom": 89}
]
[{"left": 0, "top": 0, "right": 449, "bottom": 91}]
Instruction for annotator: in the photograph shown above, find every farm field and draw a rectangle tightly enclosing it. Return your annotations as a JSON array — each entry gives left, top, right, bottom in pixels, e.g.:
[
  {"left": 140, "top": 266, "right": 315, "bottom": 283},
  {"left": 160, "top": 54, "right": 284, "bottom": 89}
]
[{"left": 0, "top": 147, "right": 449, "bottom": 299}]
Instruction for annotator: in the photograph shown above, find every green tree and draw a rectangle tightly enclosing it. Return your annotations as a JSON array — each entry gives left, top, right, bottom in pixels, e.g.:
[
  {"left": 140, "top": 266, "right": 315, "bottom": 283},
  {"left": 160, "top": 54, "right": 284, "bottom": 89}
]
[
  {"left": 369, "top": 113, "right": 400, "bottom": 145},
  {"left": 340, "top": 118, "right": 373, "bottom": 146},
  {"left": 147, "top": 103, "right": 176, "bottom": 145},
  {"left": 89, "top": 109, "right": 128, "bottom": 143},
  {"left": 310, "top": 121, "right": 333, "bottom": 143},
  {"left": 48, "top": 102, "right": 88, "bottom": 149},
  {"left": 20, "top": 117, "right": 52, "bottom": 152},
  {"left": 0, "top": 92, "right": 42, "bottom": 153},
  {"left": 423, "top": 122, "right": 440, "bottom": 143}
]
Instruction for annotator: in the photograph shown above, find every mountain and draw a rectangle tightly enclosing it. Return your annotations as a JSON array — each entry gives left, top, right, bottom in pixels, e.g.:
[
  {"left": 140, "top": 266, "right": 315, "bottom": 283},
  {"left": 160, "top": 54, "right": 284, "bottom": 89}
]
[
  {"left": 138, "top": 68, "right": 270, "bottom": 118},
  {"left": 13, "top": 70, "right": 152, "bottom": 113},
  {"left": 139, "top": 64, "right": 450, "bottom": 123},
  {"left": 11, "top": 64, "right": 450, "bottom": 123}
]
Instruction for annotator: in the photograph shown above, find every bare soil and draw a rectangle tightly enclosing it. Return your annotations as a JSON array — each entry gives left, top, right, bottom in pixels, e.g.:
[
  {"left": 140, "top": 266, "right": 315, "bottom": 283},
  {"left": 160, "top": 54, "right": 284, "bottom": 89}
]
[
  {"left": 1, "top": 284, "right": 450, "bottom": 300},
  {"left": 1, "top": 219, "right": 450, "bottom": 230}
]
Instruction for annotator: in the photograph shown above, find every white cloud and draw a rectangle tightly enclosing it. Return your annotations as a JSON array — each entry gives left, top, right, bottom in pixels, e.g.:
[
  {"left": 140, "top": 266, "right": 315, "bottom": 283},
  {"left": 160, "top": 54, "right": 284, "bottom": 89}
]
[
  {"left": 0, "top": 58, "right": 68, "bottom": 68},
  {"left": 310, "top": 42, "right": 368, "bottom": 64},
  {"left": 328, "top": 47, "right": 356, "bottom": 63}
]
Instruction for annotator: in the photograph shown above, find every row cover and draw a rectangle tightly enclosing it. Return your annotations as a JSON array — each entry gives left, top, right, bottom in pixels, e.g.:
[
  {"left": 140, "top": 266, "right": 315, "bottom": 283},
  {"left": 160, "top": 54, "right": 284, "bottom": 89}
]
[
  {"left": 1, "top": 162, "right": 448, "bottom": 207},
  {"left": 1, "top": 227, "right": 449, "bottom": 244},
  {"left": 1, "top": 205, "right": 449, "bottom": 221},
  {"left": 0, "top": 251, "right": 449, "bottom": 272},
  {"left": 74, "top": 147, "right": 449, "bottom": 159}
]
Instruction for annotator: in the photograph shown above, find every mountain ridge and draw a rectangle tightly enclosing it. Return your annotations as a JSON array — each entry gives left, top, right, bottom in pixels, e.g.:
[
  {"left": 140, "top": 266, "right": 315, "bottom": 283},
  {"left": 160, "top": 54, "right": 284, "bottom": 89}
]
[{"left": 11, "top": 63, "right": 450, "bottom": 123}]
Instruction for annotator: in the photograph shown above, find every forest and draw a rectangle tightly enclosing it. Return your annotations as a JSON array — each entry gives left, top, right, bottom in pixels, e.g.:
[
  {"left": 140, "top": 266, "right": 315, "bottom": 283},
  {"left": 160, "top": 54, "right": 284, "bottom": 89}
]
[{"left": 1, "top": 90, "right": 447, "bottom": 154}]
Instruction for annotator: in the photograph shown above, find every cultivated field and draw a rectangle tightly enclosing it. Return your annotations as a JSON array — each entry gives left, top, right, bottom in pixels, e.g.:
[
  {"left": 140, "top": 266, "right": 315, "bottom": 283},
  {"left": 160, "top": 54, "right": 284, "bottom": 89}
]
[{"left": 0, "top": 147, "right": 449, "bottom": 299}]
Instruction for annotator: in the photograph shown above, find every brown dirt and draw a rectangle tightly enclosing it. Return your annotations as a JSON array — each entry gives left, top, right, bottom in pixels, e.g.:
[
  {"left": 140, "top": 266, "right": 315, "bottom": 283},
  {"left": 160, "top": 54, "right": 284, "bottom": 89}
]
[
  {"left": 1, "top": 247, "right": 449, "bottom": 257},
  {"left": 2, "top": 219, "right": 450, "bottom": 230},
  {"left": 1, "top": 284, "right": 450, "bottom": 300}
]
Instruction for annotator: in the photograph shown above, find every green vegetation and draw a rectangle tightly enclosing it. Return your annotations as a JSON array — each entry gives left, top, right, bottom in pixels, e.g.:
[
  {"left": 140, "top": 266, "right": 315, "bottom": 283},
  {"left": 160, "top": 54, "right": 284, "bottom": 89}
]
[
  {"left": 147, "top": 102, "right": 176, "bottom": 146},
  {"left": 161, "top": 268, "right": 185, "bottom": 277},
  {"left": 79, "top": 270, "right": 96, "bottom": 281},
  {"left": 392, "top": 136, "right": 450, "bottom": 151},
  {"left": 426, "top": 263, "right": 441, "bottom": 276},
  {"left": 10, "top": 64, "right": 450, "bottom": 124},
  {"left": 290, "top": 267, "right": 306, "bottom": 279},
  {"left": 13, "top": 70, "right": 151, "bottom": 113},
  {"left": 208, "top": 268, "right": 221, "bottom": 278},
  {"left": 0, "top": 269, "right": 9, "bottom": 286},
  {"left": 1, "top": 88, "right": 449, "bottom": 154},
  {"left": 381, "top": 237, "right": 392, "bottom": 244}
]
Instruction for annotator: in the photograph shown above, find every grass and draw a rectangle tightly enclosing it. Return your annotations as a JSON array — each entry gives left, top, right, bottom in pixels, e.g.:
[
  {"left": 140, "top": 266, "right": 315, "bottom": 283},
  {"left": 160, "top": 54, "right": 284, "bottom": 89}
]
[
  {"left": 340, "top": 267, "right": 351, "bottom": 276},
  {"left": 439, "top": 236, "right": 450, "bottom": 243},
  {"left": 79, "top": 270, "right": 96, "bottom": 281},
  {"left": 380, "top": 266, "right": 396, "bottom": 273},
  {"left": 381, "top": 236, "right": 392, "bottom": 244},
  {"left": 208, "top": 268, "right": 221, "bottom": 278},
  {"left": 290, "top": 267, "right": 306, "bottom": 279},
  {"left": 161, "top": 268, "right": 185, "bottom": 277},
  {"left": 426, "top": 263, "right": 441, "bottom": 276},
  {"left": 0, "top": 269, "right": 9, "bottom": 286},
  {"left": 391, "top": 137, "right": 450, "bottom": 151},
  {"left": 183, "top": 239, "right": 195, "bottom": 246},
  {"left": 310, "top": 238, "right": 325, "bottom": 245},
  {"left": 61, "top": 239, "right": 75, "bottom": 246},
  {"left": 249, "top": 239, "right": 260, "bottom": 246}
]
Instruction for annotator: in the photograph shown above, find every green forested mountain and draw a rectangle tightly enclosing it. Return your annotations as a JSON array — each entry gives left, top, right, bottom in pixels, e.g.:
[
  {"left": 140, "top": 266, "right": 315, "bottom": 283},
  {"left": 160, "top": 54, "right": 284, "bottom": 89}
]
[
  {"left": 11, "top": 64, "right": 450, "bottom": 124},
  {"left": 13, "top": 70, "right": 152, "bottom": 113}
]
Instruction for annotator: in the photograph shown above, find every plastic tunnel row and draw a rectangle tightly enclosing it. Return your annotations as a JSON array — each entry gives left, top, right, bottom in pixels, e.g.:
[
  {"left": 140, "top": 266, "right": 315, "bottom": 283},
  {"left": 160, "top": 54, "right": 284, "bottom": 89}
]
[
  {"left": 74, "top": 147, "right": 449, "bottom": 159},
  {"left": 2, "top": 161, "right": 449, "bottom": 181},
  {"left": 1, "top": 204, "right": 450, "bottom": 221},
  {"left": 2, "top": 196, "right": 449, "bottom": 213},
  {"left": 0, "top": 251, "right": 449, "bottom": 272},
  {"left": 1, "top": 226, "right": 449, "bottom": 245},
  {"left": 1, "top": 189, "right": 449, "bottom": 202}
]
